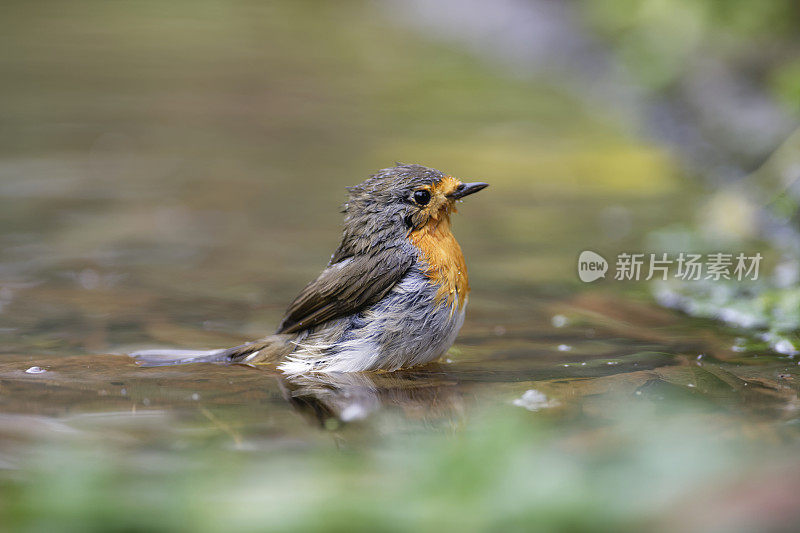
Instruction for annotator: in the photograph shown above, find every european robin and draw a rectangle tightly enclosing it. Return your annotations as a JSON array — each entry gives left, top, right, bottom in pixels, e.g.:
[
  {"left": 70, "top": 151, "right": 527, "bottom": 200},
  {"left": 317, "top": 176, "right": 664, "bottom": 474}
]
[{"left": 133, "top": 164, "right": 488, "bottom": 373}]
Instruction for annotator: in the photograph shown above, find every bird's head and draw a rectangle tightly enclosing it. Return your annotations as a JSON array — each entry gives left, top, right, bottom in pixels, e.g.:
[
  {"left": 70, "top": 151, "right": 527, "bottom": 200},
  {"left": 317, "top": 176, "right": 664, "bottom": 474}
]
[{"left": 343, "top": 164, "right": 488, "bottom": 234}]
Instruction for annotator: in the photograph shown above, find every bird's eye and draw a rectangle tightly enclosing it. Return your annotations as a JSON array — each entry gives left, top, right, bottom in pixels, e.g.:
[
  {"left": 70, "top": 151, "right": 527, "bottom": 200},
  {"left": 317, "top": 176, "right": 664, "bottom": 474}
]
[{"left": 413, "top": 190, "right": 431, "bottom": 206}]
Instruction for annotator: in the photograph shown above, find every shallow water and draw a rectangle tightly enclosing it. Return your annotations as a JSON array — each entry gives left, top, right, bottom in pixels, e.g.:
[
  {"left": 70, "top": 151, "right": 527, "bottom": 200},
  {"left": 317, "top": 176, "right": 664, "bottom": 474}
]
[{"left": 2, "top": 1, "right": 800, "bottom": 530}]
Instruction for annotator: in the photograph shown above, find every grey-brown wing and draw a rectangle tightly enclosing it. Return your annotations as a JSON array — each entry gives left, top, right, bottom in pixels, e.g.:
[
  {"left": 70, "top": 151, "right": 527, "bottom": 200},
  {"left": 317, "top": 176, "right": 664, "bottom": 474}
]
[{"left": 276, "top": 249, "right": 415, "bottom": 334}]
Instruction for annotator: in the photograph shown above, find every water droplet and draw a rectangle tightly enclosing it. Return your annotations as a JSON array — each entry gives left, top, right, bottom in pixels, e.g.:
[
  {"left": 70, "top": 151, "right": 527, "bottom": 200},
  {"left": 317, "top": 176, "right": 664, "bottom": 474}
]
[
  {"left": 340, "top": 403, "right": 369, "bottom": 422},
  {"left": 774, "top": 339, "right": 799, "bottom": 356},
  {"left": 512, "top": 389, "right": 560, "bottom": 411}
]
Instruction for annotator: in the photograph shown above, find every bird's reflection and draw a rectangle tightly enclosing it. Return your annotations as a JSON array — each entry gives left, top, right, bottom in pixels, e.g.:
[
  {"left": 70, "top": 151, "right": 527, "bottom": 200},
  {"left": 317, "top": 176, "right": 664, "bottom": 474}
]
[{"left": 276, "top": 365, "right": 465, "bottom": 427}]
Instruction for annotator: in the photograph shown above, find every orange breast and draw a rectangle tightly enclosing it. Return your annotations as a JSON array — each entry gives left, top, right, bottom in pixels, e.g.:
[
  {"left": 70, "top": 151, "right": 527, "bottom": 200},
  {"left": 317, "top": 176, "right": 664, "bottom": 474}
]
[{"left": 409, "top": 214, "right": 470, "bottom": 310}]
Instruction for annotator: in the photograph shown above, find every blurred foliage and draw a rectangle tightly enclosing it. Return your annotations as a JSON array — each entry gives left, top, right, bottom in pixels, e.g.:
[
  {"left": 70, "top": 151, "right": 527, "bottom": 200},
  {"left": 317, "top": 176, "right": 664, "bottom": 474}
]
[
  {"left": 772, "top": 60, "right": 800, "bottom": 115},
  {"left": 655, "top": 278, "right": 800, "bottom": 356},
  {"left": 2, "top": 404, "right": 798, "bottom": 533},
  {"left": 578, "top": 0, "right": 800, "bottom": 350},
  {"left": 580, "top": 0, "right": 800, "bottom": 98},
  {"left": 646, "top": 128, "right": 800, "bottom": 355}
]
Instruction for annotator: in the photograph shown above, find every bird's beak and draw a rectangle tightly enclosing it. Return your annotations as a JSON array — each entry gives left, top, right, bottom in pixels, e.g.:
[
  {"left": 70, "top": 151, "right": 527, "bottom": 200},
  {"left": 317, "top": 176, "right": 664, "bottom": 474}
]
[{"left": 448, "top": 182, "right": 489, "bottom": 199}]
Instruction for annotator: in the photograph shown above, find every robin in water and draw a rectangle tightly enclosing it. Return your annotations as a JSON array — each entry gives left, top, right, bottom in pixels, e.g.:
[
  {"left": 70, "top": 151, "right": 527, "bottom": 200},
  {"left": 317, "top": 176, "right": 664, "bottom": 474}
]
[{"left": 133, "top": 164, "right": 488, "bottom": 373}]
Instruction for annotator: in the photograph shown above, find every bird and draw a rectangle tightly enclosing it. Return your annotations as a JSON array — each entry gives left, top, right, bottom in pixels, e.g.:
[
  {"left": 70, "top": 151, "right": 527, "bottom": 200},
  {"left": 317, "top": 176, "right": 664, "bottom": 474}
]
[{"left": 132, "top": 164, "right": 488, "bottom": 374}]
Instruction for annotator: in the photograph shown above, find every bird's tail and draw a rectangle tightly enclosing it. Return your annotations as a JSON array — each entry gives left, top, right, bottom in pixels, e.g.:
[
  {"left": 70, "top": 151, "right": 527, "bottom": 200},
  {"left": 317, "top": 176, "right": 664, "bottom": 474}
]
[{"left": 131, "top": 335, "right": 295, "bottom": 367}]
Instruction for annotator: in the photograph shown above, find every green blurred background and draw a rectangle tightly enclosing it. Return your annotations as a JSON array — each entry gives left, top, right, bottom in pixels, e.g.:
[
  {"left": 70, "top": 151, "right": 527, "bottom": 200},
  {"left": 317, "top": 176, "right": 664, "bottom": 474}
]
[{"left": 1, "top": 1, "right": 800, "bottom": 531}]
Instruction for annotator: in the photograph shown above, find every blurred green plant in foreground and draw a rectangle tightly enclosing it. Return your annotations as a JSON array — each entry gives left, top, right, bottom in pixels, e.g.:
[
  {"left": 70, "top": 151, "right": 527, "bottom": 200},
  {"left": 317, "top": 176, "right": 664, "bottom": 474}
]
[{"left": 2, "top": 402, "right": 798, "bottom": 533}]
